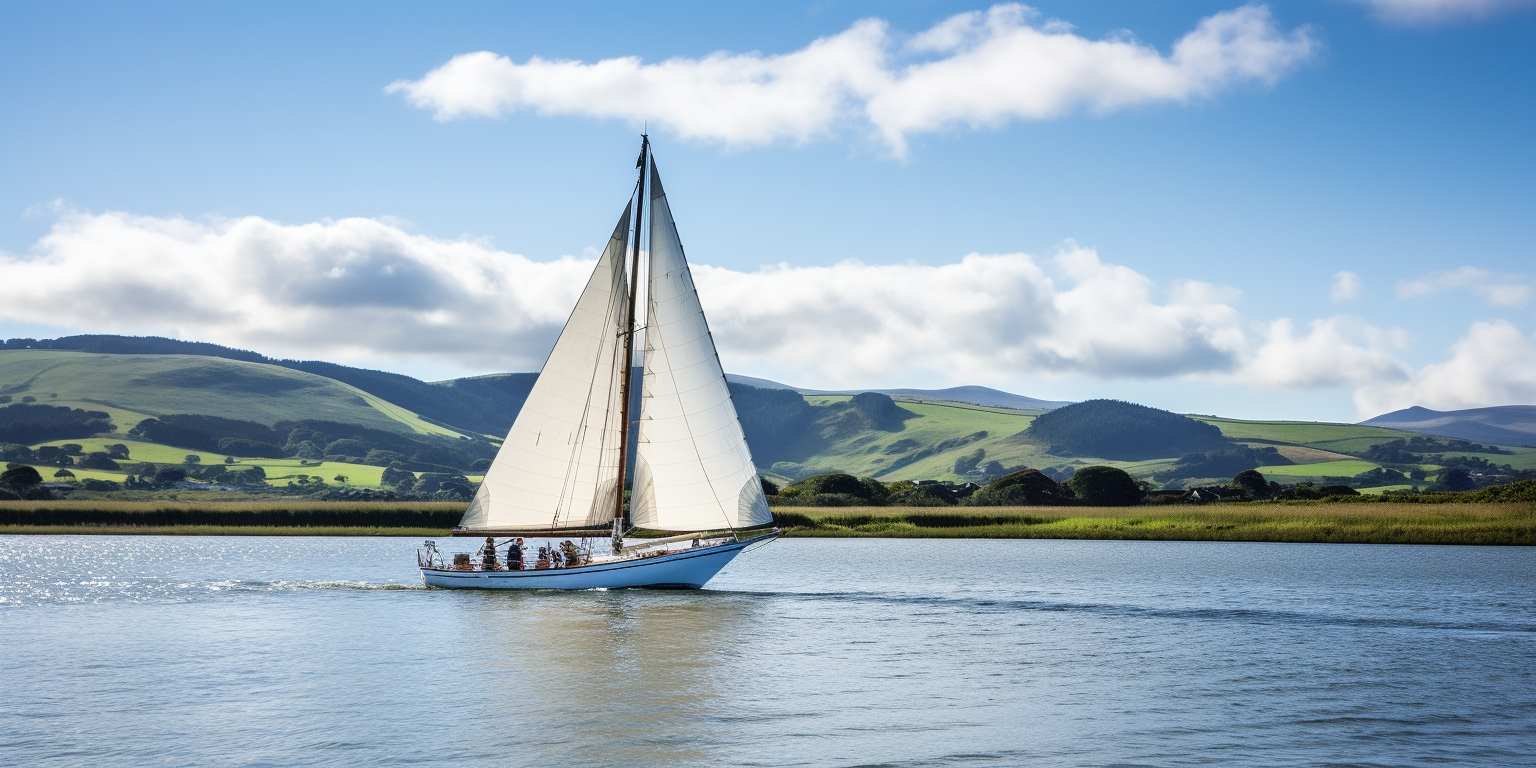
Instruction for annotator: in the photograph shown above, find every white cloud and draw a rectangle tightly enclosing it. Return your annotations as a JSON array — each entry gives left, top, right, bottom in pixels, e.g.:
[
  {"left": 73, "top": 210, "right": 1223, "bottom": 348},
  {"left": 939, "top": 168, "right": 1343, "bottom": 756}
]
[
  {"left": 388, "top": 4, "right": 1315, "bottom": 156},
  {"left": 1353, "top": 321, "right": 1536, "bottom": 416},
  {"left": 1, "top": 208, "right": 601, "bottom": 371},
  {"left": 2, "top": 208, "right": 1255, "bottom": 386},
  {"left": 1359, "top": 0, "right": 1536, "bottom": 24},
  {"left": 1330, "top": 271, "right": 1361, "bottom": 302},
  {"left": 1397, "top": 266, "right": 1532, "bottom": 307},
  {"left": 1240, "top": 317, "right": 1408, "bottom": 389},
  {"left": 13, "top": 208, "right": 1527, "bottom": 417}
]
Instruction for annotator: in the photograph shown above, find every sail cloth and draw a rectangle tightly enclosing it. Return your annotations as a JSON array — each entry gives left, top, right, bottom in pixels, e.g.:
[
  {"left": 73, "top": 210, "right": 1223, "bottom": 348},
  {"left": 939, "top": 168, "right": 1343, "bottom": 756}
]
[
  {"left": 629, "top": 163, "right": 774, "bottom": 532},
  {"left": 459, "top": 206, "right": 632, "bottom": 532}
]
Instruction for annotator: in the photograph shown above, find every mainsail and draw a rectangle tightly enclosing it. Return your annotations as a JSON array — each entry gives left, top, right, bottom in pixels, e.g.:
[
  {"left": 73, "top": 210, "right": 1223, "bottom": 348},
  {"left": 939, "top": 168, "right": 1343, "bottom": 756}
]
[
  {"left": 629, "top": 163, "right": 774, "bottom": 532},
  {"left": 458, "top": 206, "right": 632, "bottom": 532}
]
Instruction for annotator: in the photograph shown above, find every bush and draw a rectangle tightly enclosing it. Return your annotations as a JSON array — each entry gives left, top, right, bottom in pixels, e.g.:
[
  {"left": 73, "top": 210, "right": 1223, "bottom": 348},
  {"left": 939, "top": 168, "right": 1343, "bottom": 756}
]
[
  {"left": 80, "top": 479, "right": 119, "bottom": 491},
  {"left": 778, "top": 474, "right": 889, "bottom": 505},
  {"left": 53, "top": 468, "right": 76, "bottom": 479},
  {"left": 77, "top": 452, "right": 121, "bottom": 470},
  {"left": 1232, "top": 469, "right": 1271, "bottom": 500},
  {"left": 1, "top": 465, "right": 45, "bottom": 490},
  {"left": 969, "top": 469, "right": 1072, "bottom": 506},
  {"left": 888, "top": 484, "right": 959, "bottom": 506},
  {"left": 1066, "top": 466, "right": 1142, "bottom": 506}
]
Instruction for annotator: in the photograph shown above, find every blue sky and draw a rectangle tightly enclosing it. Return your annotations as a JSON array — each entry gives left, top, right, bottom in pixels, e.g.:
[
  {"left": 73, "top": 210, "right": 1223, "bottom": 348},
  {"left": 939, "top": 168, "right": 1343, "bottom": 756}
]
[{"left": 2, "top": 0, "right": 1533, "bottom": 421}]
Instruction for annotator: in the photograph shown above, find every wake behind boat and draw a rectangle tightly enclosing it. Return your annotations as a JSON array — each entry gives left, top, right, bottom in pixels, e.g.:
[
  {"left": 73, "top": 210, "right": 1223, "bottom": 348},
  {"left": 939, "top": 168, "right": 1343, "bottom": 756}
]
[{"left": 418, "top": 136, "right": 777, "bottom": 589}]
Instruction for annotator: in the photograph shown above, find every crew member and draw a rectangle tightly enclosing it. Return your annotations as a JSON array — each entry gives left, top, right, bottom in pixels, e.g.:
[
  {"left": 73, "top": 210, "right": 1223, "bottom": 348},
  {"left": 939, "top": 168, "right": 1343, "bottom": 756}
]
[
  {"left": 481, "top": 536, "right": 499, "bottom": 571},
  {"left": 507, "top": 537, "right": 525, "bottom": 571}
]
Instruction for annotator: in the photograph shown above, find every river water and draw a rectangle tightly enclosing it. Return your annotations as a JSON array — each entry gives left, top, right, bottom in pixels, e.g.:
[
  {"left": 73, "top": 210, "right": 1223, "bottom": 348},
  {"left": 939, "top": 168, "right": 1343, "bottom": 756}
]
[{"left": 1, "top": 536, "right": 1533, "bottom": 767}]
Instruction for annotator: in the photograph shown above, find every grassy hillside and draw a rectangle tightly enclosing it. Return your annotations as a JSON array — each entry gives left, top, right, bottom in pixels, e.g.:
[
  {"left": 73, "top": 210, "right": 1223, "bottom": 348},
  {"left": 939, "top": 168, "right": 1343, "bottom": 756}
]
[
  {"left": 7, "top": 345, "right": 1534, "bottom": 497},
  {"left": 0, "top": 350, "right": 462, "bottom": 436}
]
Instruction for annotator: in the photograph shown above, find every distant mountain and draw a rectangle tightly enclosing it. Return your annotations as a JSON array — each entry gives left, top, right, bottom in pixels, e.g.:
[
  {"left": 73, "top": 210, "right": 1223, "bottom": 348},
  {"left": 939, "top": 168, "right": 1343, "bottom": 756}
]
[
  {"left": 722, "top": 374, "right": 1068, "bottom": 411},
  {"left": 1363, "top": 405, "right": 1536, "bottom": 447},
  {"left": 849, "top": 386, "right": 1069, "bottom": 411}
]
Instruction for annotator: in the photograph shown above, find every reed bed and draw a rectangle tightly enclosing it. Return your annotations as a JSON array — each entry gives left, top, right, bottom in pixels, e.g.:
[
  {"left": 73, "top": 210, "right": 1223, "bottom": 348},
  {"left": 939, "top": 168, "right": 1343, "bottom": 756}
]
[
  {"left": 772, "top": 503, "right": 1536, "bottom": 545},
  {"left": 0, "top": 500, "right": 1531, "bottom": 544}
]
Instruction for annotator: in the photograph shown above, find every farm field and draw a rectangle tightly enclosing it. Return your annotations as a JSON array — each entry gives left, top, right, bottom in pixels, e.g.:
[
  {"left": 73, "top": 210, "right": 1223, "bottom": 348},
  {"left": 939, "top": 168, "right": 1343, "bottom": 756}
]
[
  {"left": 1256, "top": 459, "right": 1382, "bottom": 478},
  {"left": 1196, "top": 416, "right": 1409, "bottom": 449}
]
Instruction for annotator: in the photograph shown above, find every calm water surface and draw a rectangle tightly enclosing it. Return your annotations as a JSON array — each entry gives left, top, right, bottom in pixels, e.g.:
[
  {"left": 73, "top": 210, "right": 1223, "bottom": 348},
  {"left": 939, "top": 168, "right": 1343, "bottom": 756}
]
[{"left": 1, "top": 536, "right": 1533, "bottom": 767}]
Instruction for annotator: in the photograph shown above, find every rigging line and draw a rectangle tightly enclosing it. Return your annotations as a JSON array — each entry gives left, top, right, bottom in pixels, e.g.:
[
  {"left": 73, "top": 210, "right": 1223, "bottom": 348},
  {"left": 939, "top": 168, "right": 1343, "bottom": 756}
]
[{"left": 549, "top": 229, "right": 630, "bottom": 531}]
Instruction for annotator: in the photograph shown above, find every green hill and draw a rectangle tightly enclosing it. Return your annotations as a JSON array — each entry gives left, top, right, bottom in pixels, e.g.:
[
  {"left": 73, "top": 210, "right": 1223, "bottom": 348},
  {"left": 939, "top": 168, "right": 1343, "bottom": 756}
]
[
  {"left": 6, "top": 340, "right": 1536, "bottom": 496},
  {"left": 0, "top": 350, "right": 460, "bottom": 436}
]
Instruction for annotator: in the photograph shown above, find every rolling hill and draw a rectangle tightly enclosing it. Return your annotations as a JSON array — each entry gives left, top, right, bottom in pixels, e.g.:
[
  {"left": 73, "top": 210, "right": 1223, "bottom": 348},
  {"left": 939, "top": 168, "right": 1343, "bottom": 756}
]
[
  {"left": 5, "top": 335, "right": 1535, "bottom": 495},
  {"left": 0, "top": 350, "right": 460, "bottom": 437},
  {"left": 724, "top": 373, "right": 1070, "bottom": 411},
  {"left": 1363, "top": 405, "right": 1536, "bottom": 447}
]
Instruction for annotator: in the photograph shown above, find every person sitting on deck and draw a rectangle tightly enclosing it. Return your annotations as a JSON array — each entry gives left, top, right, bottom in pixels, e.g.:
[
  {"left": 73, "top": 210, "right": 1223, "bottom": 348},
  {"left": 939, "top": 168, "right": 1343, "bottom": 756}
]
[
  {"left": 560, "top": 540, "right": 583, "bottom": 567},
  {"left": 481, "top": 536, "right": 499, "bottom": 571},
  {"left": 535, "top": 546, "right": 550, "bottom": 570},
  {"left": 551, "top": 546, "right": 564, "bottom": 568},
  {"left": 507, "top": 537, "right": 524, "bottom": 571}
]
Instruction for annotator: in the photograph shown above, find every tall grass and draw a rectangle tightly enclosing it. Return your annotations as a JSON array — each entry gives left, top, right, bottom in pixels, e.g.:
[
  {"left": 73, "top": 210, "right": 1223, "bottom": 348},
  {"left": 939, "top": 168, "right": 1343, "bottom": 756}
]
[
  {"left": 1, "top": 500, "right": 1531, "bottom": 545},
  {"left": 0, "top": 500, "right": 462, "bottom": 528},
  {"left": 773, "top": 503, "right": 1536, "bottom": 546}
]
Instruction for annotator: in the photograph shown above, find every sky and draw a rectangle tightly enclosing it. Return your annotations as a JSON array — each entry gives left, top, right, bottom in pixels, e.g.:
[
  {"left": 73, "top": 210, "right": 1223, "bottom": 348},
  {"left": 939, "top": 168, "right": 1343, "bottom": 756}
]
[{"left": 2, "top": 0, "right": 1533, "bottom": 422}]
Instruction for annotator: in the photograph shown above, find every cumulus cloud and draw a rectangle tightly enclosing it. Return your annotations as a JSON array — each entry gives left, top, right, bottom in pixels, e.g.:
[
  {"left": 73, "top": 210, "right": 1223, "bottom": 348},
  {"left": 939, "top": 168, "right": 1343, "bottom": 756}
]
[
  {"left": 1240, "top": 317, "right": 1408, "bottom": 389},
  {"left": 1330, "top": 271, "right": 1361, "bottom": 302},
  {"left": 1397, "top": 266, "right": 1531, "bottom": 307},
  {"left": 2, "top": 208, "right": 1256, "bottom": 386},
  {"left": 1359, "top": 0, "right": 1536, "bottom": 24},
  {"left": 697, "top": 246, "right": 1247, "bottom": 386},
  {"left": 1353, "top": 321, "right": 1536, "bottom": 416},
  {"left": 1, "top": 208, "right": 601, "bottom": 371},
  {"left": 12, "top": 208, "right": 1526, "bottom": 416},
  {"left": 388, "top": 3, "right": 1315, "bottom": 155}
]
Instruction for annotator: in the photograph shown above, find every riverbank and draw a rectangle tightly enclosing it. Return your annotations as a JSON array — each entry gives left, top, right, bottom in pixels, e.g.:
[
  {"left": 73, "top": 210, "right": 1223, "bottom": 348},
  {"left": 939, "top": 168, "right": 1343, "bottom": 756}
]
[{"left": 1, "top": 500, "right": 1532, "bottom": 545}]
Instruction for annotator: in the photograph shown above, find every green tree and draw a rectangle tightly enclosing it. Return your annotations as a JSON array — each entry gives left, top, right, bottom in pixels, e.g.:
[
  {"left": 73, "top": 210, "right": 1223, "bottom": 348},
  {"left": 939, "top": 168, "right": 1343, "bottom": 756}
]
[
  {"left": 1067, "top": 466, "right": 1142, "bottom": 506},
  {"left": 969, "top": 469, "right": 1071, "bottom": 506},
  {"left": 54, "top": 468, "right": 76, "bottom": 479},
  {"left": 106, "top": 443, "right": 131, "bottom": 459},
  {"left": 184, "top": 454, "right": 202, "bottom": 465},
  {"left": 1232, "top": 469, "right": 1270, "bottom": 500},
  {"left": 0, "top": 465, "right": 44, "bottom": 490},
  {"left": 77, "top": 452, "right": 120, "bottom": 470},
  {"left": 1436, "top": 467, "right": 1474, "bottom": 491}
]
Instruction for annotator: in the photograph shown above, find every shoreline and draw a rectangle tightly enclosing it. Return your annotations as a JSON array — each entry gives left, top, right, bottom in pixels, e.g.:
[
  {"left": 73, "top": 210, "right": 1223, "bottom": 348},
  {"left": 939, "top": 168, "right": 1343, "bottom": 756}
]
[{"left": 0, "top": 501, "right": 1530, "bottom": 545}]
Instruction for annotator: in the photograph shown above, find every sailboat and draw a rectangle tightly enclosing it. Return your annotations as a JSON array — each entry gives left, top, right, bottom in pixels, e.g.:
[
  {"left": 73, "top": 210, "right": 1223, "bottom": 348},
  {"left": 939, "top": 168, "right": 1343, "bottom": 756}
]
[{"left": 418, "top": 136, "right": 778, "bottom": 589}]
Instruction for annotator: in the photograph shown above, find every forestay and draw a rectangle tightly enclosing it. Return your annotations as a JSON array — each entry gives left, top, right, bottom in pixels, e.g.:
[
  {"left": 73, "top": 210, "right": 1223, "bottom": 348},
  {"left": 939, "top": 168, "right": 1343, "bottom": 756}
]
[
  {"left": 629, "top": 165, "right": 773, "bottom": 532},
  {"left": 459, "top": 206, "right": 632, "bottom": 532}
]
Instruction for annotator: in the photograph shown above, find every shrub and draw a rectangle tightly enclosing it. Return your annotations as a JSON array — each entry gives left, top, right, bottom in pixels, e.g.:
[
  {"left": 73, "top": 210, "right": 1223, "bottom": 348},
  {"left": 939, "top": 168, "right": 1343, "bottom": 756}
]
[
  {"left": 1, "top": 465, "right": 45, "bottom": 490},
  {"left": 969, "top": 469, "right": 1072, "bottom": 506},
  {"left": 53, "top": 468, "right": 76, "bottom": 479},
  {"left": 77, "top": 452, "right": 121, "bottom": 470},
  {"left": 1232, "top": 469, "right": 1271, "bottom": 500},
  {"left": 1066, "top": 466, "right": 1142, "bottom": 506}
]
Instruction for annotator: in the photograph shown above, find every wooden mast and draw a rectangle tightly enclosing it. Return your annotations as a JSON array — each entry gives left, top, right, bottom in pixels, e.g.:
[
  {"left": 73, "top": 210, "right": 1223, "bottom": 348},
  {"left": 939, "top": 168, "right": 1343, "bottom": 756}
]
[{"left": 612, "top": 134, "right": 648, "bottom": 550}]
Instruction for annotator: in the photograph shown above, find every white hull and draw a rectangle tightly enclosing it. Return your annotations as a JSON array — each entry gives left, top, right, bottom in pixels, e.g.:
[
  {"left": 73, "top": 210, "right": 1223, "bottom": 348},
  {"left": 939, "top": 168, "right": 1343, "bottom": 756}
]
[{"left": 420, "top": 537, "right": 766, "bottom": 590}]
